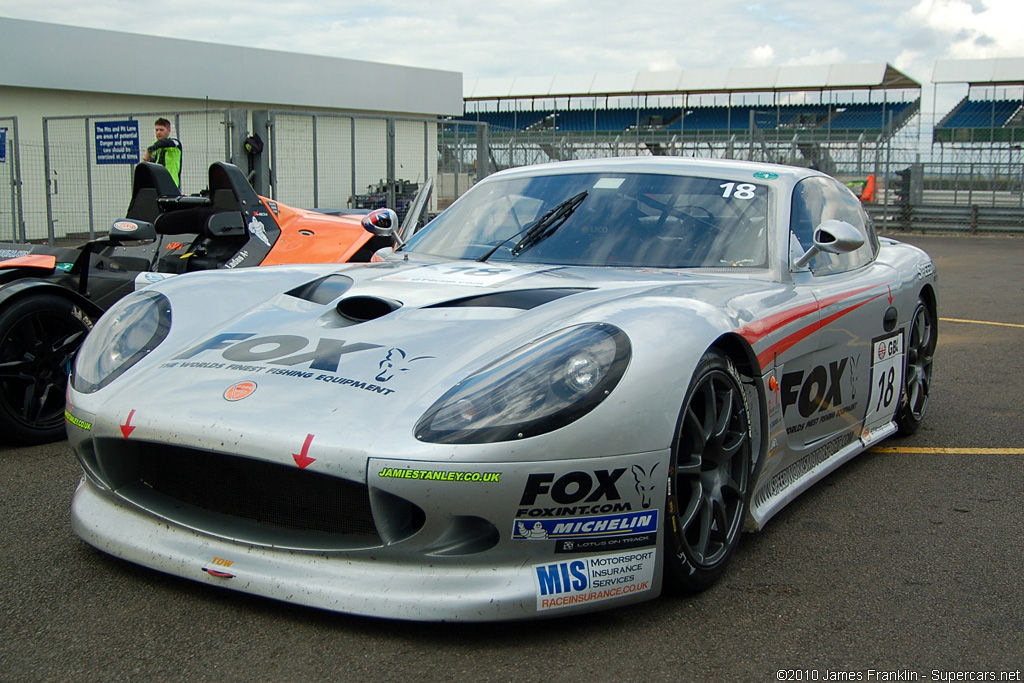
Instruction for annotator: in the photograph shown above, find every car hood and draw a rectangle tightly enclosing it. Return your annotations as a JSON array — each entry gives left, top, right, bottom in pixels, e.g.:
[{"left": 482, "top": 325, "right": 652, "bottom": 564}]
[{"left": 73, "top": 259, "right": 779, "bottom": 473}]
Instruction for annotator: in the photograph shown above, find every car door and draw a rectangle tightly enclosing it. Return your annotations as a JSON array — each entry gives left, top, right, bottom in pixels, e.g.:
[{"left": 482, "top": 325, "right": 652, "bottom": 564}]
[{"left": 782, "top": 176, "right": 900, "bottom": 450}]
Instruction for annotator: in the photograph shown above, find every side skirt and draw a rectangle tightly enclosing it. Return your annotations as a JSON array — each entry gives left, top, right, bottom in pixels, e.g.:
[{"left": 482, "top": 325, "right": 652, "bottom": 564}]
[{"left": 745, "top": 421, "right": 896, "bottom": 530}]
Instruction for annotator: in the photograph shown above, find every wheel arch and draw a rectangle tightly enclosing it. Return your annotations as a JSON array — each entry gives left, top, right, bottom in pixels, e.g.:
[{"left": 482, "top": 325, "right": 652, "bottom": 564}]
[
  {"left": 0, "top": 279, "right": 105, "bottom": 321},
  {"left": 708, "top": 331, "right": 769, "bottom": 510},
  {"left": 709, "top": 331, "right": 760, "bottom": 379},
  {"left": 917, "top": 282, "right": 938, "bottom": 335}
]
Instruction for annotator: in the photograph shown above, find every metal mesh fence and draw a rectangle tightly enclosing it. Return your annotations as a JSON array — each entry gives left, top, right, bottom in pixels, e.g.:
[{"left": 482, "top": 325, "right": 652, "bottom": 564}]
[
  {"left": 16, "top": 140, "right": 48, "bottom": 242},
  {"left": 437, "top": 122, "right": 488, "bottom": 211},
  {"left": 458, "top": 119, "right": 1024, "bottom": 233},
  {"left": 12, "top": 105, "right": 1020, "bottom": 245},
  {"left": 268, "top": 112, "right": 439, "bottom": 219},
  {"left": 42, "top": 110, "right": 231, "bottom": 241}
]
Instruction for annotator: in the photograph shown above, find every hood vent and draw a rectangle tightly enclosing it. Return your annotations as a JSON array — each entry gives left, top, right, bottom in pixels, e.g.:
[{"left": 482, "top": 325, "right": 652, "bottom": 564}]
[
  {"left": 428, "top": 288, "right": 591, "bottom": 311},
  {"left": 287, "top": 274, "right": 354, "bottom": 305},
  {"left": 336, "top": 295, "right": 402, "bottom": 322}
]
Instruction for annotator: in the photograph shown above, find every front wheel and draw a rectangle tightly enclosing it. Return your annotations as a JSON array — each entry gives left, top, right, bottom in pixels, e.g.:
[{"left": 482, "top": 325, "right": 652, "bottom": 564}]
[
  {"left": 0, "top": 294, "right": 92, "bottom": 446},
  {"left": 664, "top": 350, "right": 753, "bottom": 593},
  {"left": 895, "top": 301, "right": 936, "bottom": 436}
]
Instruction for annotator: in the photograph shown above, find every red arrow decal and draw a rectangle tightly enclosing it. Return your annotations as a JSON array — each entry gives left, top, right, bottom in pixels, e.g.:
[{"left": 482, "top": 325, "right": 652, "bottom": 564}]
[
  {"left": 120, "top": 409, "right": 137, "bottom": 439},
  {"left": 887, "top": 285, "right": 894, "bottom": 306},
  {"left": 293, "top": 433, "right": 316, "bottom": 469}
]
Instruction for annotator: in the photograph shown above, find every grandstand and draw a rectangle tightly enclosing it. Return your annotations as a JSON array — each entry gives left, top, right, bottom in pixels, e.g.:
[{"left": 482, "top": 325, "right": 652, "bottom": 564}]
[
  {"left": 466, "top": 101, "right": 919, "bottom": 136},
  {"left": 452, "top": 62, "right": 921, "bottom": 180},
  {"left": 932, "top": 58, "right": 1024, "bottom": 146}
]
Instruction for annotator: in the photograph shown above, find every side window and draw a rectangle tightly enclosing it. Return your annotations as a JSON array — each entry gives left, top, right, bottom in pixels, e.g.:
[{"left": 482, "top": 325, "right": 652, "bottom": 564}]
[{"left": 790, "top": 177, "right": 877, "bottom": 275}]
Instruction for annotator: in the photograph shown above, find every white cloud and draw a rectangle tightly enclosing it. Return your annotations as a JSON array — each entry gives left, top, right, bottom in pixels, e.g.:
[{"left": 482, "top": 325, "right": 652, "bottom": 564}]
[
  {"left": 0, "top": 0, "right": 1020, "bottom": 82},
  {"left": 750, "top": 45, "right": 775, "bottom": 66},
  {"left": 905, "top": 0, "right": 1024, "bottom": 59}
]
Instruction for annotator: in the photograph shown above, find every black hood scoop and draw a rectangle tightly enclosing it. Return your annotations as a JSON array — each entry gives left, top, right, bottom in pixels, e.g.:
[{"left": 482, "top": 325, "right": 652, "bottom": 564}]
[
  {"left": 336, "top": 295, "right": 402, "bottom": 322},
  {"left": 287, "top": 274, "right": 400, "bottom": 322}
]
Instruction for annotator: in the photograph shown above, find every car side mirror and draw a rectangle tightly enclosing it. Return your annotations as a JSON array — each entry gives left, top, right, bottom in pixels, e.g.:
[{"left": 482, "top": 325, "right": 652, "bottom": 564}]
[
  {"left": 793, "top": 219, "right": 865, "bottom": 269},
  {"left": 362, "top": 208, "right": 399, "bottom": 237},
  {"left": 109, "top": 219, "right": 156, "bottom": 244}
]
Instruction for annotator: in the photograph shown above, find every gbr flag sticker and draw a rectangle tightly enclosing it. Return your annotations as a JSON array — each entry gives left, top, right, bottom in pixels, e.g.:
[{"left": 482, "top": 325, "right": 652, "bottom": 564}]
[{"left": 863, "top": 330, "right": 905, "bottom": 440}]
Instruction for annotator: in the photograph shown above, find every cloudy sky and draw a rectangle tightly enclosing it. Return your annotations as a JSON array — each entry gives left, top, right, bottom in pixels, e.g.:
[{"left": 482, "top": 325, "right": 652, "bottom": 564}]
[{"left": 2, "top": 0, "right": 1023, "bottom": 85}]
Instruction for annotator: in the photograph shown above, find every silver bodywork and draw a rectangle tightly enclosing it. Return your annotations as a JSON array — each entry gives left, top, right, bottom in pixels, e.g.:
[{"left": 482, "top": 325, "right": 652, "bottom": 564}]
[{"left": 66, "top": 157, "right": 937, "bottom": 620}]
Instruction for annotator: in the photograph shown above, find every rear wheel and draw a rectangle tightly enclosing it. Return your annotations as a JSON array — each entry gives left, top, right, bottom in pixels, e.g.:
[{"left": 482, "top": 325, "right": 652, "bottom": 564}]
[
  {"left": 895, "top": 301, "right": 936, "bottom": 436},
  {"left": 0, "top": 294, "right": 92, "bottom": 446},
  {"left": 664, "top": 350, "right": 753, "bottom": 592}
]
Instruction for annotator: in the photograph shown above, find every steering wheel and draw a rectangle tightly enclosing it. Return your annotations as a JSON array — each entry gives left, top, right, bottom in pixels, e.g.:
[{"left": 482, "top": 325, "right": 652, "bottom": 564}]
[{"left": 674, "top": 205, "right": 719, "bottom": 232}]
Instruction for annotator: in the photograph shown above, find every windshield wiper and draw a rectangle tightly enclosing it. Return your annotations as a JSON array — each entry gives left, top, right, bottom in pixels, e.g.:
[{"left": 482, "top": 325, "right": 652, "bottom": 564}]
[
  {"left": 511, "top": 191, "right": 588, "bottom": 256},
  {"left": 477, "top": 191, "right": 588, "bottom": 262}
]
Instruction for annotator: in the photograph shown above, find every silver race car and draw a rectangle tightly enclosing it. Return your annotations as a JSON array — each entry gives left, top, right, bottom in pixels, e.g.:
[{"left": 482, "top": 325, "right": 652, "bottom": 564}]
[{"left": 66, "top": 157, "right": 937, "bottom": 621}]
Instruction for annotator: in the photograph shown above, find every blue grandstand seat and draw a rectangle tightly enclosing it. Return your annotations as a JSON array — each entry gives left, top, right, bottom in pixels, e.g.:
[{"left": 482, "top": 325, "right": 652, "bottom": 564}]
[{"left": 938, "top": 99, "right": 1022, "bottom": 129}]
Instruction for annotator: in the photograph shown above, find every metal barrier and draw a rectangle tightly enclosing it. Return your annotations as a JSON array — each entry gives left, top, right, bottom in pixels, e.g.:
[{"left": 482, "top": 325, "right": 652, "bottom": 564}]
[{"left": 869, "top": 204, "right": 1024, "bottom": 234}]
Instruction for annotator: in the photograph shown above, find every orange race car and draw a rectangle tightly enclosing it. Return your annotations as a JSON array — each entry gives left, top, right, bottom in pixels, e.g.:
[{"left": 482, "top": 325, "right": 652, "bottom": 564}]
[{"left": 0, "top": 160, "right": 427, "bottom": 445}]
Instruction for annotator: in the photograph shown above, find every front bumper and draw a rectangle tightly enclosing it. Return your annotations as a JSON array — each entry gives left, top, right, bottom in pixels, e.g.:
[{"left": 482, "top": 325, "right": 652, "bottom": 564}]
[{"left": 70, "top": 444, "right": 669, "bottom": 621}]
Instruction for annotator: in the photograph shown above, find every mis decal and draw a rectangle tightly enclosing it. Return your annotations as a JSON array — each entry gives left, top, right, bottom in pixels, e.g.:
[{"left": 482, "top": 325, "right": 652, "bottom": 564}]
[{"left": 533, "top": 548, "right": 656, "bottom": 611}]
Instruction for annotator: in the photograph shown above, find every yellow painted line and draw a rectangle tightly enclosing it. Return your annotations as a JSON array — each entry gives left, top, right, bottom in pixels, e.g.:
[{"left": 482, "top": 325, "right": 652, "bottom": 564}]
[
  {"left": 940, "top": 317, "right": 1024, "bottom": 329},
  {"left": 871, "top": 446, "right": 1024, "bottom": 455}
]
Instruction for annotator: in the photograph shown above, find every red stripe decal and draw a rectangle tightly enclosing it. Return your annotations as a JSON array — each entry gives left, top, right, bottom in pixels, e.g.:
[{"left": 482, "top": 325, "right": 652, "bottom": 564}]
[{"left": 735, "top": 284, "right": 886, "bottom": 369}]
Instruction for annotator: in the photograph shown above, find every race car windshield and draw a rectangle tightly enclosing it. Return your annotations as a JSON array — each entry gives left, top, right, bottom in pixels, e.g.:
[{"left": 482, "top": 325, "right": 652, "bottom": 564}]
[{"left": 404, "top": 172, "right": 770, "bottom": 268}]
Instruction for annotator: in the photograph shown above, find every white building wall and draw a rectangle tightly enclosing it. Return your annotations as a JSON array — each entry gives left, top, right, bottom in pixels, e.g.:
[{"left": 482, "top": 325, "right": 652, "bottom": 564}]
[{"left": 0, "top": 18, "right": 463, "bottom": 240}]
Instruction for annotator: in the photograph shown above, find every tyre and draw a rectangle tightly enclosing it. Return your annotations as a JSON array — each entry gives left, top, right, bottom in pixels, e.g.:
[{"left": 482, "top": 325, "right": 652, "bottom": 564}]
[
  {"left": 0, "top": 294, "right": 92, "bottom": 446},
  {"left": 664, "top": 350, "right": 753, "bottom": 593},
  {"left": 895, "top": 301, "right": 936, "bottom": 436}
]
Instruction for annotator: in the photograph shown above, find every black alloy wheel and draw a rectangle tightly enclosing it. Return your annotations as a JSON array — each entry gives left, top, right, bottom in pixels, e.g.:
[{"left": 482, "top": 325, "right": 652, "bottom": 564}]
[
  {"left": 664, "top": 350, "right": 753, "bottom": 592},
  {"left": 895, "top": 301, "right": 936, "bottom": 436},
  {"left": 0, "top": 294, "right": 92, "bottom": 446}
]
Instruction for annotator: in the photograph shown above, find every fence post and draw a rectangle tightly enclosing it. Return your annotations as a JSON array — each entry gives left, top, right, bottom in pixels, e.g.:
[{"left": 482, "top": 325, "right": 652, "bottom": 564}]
[
  {"left": 968, "top": 162, "right": 975, "bottom": 206},
  {"left": 84, "top": 117, "right": 96, "bottom": 239},
  {"left": 350, "top": 117, "right": 356, "bottom": 209},
  {"left": 226, "top": 109, "right": 249, "bottom": 169},
  {"left": 970, "top": 204, "right": 979, "bottom": 234},
  {"left": 423, "top": 120, "right": 429, "bottom": 190},
  {"left": 311, "top": 115, "right": 319, "bottom": 209},
  {"left": 42, "top": 118, "right": 55, "bottom": 245},
  {"left": 476, "top": 123, "right": 492, "bottom": 180},
  {"left": 2, "top": 116, "right": 26, "bottom": 241},
  {"left": 386, "top": 118, "right": 397, "bottom": 210},
  {"left": 250, "top": 111, "right": 271, "bottom": 196}
]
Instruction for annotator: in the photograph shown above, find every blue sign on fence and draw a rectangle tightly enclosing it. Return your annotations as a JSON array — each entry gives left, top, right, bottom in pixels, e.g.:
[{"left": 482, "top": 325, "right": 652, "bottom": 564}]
[
  {"left": 0, "top": 128, "right": 7, "bottom": 163},
  {"left": 94, "top": 120, "right": 139, "bottom": 164}
]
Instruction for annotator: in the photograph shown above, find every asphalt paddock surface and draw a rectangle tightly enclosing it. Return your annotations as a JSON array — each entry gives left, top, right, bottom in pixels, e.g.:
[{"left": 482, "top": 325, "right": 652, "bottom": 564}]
[{"left": 2, "top": 234, "right": 1022, "bottom": 681}]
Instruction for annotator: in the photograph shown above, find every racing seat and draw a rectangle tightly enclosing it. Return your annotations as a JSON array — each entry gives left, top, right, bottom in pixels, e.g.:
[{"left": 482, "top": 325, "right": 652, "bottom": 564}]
[
  {"left": 151, "top": 191, "right": 244, "bottom": 238},
  {"left": 154, "top": 164, "right": 255, "bottom": 272},
  {"left": 125, "top": 162, "right": 181, "bottom": 223}
]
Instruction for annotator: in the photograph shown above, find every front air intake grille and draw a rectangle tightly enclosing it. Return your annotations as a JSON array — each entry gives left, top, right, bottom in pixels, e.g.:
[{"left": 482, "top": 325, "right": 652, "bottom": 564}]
[
  {"left": 94, "top": 440, "right": 380, "bottom": 540},
  {"left": 145, "top": 446, "right": 375, "bottom": 535}
]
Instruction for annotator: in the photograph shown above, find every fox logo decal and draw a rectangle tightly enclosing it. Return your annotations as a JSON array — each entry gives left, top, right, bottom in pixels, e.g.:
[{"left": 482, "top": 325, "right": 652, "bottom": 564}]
[
  {"left": 632, "top": 463, "right": 660, "bottom": 509},
  {"left": 375, "top": 348, "right": 433, "bottom": 382}
]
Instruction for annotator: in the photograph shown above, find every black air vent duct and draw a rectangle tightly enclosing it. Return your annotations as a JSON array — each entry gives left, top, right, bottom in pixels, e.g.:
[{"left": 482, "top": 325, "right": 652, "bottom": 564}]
[{"left": 336, "top": 296, "right": 401, "bottom": 321}]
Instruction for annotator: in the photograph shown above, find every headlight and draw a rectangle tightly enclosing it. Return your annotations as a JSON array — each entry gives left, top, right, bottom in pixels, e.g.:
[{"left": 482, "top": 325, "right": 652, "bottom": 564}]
[
  {"left": 415, "top": 323, "right": 630, "bottom": 444},
  {"left": 72, "top": 290, "right": 171, "bottom": 393}
]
